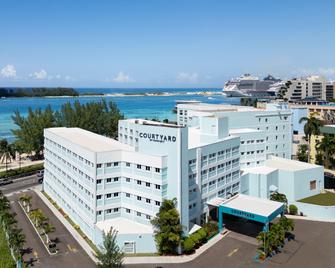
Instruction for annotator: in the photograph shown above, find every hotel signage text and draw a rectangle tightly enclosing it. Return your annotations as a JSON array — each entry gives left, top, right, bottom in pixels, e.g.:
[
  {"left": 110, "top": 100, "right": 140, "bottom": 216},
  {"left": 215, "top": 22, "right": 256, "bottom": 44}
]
[{"left": 139, "top": 132, "right": 177, "bottom": 143}]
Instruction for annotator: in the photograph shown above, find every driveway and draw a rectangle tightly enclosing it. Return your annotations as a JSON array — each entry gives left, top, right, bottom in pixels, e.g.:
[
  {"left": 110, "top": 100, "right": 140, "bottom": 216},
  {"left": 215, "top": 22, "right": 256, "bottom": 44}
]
[{"left": 9, "top": 190, "right": 95, "bottom": 268}]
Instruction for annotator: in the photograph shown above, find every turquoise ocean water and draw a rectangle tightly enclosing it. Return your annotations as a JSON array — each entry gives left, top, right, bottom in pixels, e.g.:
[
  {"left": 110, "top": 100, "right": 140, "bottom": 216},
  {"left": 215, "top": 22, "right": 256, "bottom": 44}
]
[{"left": 0, "top": 88, "right": 241, "bottom": 141}]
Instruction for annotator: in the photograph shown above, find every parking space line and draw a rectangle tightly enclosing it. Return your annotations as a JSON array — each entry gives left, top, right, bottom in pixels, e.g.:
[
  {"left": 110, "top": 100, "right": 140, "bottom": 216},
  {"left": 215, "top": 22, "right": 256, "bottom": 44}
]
[{"left": 228, "top": 248, "right": 239, "bottom": 257}]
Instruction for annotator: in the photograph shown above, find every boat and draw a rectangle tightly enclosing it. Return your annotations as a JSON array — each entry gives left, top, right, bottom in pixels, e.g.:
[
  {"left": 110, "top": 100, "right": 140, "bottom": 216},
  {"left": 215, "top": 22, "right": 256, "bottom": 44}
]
[{"left": 223, "top": 74, "right": 280, "bottom": 97}]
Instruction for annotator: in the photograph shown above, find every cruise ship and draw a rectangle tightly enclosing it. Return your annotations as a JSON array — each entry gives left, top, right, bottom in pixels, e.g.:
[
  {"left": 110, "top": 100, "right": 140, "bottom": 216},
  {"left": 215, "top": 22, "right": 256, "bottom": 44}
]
[{"left": 223, "top": 74, "right": 280, "bottom": 97}]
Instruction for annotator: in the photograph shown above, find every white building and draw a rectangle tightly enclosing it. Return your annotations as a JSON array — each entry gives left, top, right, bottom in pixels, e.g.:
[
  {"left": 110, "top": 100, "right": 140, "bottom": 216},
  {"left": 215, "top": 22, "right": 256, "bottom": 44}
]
[
  {"left": 177, "top": 102, "right": 292, "bottom": 168},
  {"left": 44, "top": 116, "right": 241, "bottom": 253}
]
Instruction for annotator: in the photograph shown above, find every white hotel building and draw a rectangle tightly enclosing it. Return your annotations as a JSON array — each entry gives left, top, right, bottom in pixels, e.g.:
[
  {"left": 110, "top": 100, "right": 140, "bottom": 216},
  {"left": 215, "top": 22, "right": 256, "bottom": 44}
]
[
  {"left": 44, "top": 116, "right": 240, "bottom": 253},
  {"left": 43, "top": 102, "right": 324, "bottom": 253}
]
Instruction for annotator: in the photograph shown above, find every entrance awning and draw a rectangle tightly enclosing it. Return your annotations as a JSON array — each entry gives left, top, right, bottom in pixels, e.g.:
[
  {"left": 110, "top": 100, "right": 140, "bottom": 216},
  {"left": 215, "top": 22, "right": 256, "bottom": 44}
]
[{"left": 216, "top": 194, "right": 285, "bottom": 231}]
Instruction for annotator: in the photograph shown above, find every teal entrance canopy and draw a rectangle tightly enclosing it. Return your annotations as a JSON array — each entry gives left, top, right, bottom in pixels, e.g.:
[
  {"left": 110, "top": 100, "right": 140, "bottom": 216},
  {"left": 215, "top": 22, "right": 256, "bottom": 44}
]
[{"left": 217, "top": 194, "right": 285, "bottom": 232}]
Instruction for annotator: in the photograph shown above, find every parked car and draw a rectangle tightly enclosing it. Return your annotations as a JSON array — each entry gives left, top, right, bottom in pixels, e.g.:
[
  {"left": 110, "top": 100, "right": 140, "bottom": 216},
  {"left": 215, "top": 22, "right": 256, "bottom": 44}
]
[{"left": 37, "top": 169, "right": 44, "bottom": 178}]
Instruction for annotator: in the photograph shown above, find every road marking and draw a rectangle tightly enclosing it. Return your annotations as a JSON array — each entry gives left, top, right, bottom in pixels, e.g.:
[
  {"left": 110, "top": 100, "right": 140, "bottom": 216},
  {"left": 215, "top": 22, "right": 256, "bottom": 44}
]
[
  {"left": 33, "top": 250, "right": 39, "bottom": 262},
  {"left": 67, "top": 244, "right": 77, "bottom": 252},
  {"left": 228, "top": 248, "right": 239, "bottom": 257}
]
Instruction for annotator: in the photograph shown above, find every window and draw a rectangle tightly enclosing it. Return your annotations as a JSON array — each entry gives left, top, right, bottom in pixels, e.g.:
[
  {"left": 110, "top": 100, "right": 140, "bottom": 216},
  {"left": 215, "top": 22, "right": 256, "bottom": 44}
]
[
  {"left": 310, "top": 180, "right": 316, "bottom": 190},
  {"left": 113, "top": 192, "right": 119, "bottom": 197},
  {"left": 113, "top": 177, "right": 119, "bottom": 182},
  {"left": 106, "top": 193, "right": 112, "bottom": 198},
  {"left": 137, "top": 196, "right": 142, "bottom": 201},
  {"left": 155, "top": 184, "right": 161, "bottom": 190},
  {"left": 126, "top": 209, "right": 130, "bottom": 213},
  {"left": 126, "top": 193, "right": 130, "bottom": 197},
  {"left": 146, "top": 166, "right": 150, "bottom": 171},
  {"left": 146, "top": 182, "right": 151, "bottom": 187},
  {"left": 114, "top": 162, "right": 119, "bottom": 167},
  {"left": 146, "top": 215, "right": 151, "bottom": 220},
  {"left": 126, "top": 162, "right": 131, "bottom": 167},
  {"left": 137, "top": 180, "right": 142, "bottom": 185},
  {"left": 97, "top": 179, "right": 102, "bottom": 184},
  {"left": 155, "top": 201, "right": 161, "bottom": 206},
  {"left": 137, "top": 164, "right": 141, "bottom": 169},
  {"left": 106, "top": 209, "right": 112, "bottom": 213},
  {"left": 155, "top": 168, "right": 160, "bottom": 173},
  {"left": 137, "top": 212, "right": 141, "bottom": 217},
  {"left": 97, "top": 195, "right": 102, "bottom": 200},
  {"left": 97, "top": 211, "right": 102, "bottom": 215},
  {"left": 146, "top": 198, "right": 151, "bottom": 204},
  {"left": 106, "top": 178, "right": 112, "bottom": 183},
  {"left": 106, "top": 163, "right": 112, "bottom": 167},
  {"left": 113, "top": 208, "right": 119, "bottom": 212},
  {"left": 126, "top": 178, "right": 131, "bottom": 183},
  {"left": 97, "top": 164, "right": 102, "bottom": 168}
]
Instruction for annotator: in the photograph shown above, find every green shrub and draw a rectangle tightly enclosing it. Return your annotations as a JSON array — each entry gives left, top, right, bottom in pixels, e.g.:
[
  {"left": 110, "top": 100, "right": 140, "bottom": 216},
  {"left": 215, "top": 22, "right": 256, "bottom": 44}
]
[
  {"left": 203, "top": 221, "right": 219, "bottom": 239},
  {"left": 0, "top": 163, "right": 44, "bottom": 178},
  {"left": 289, "top": 204, "right": 298, "bottom": 215},
  {"left": 183, "top": 237, "right": 195, "bottom": 254},
  {"left": 190, "top": 232, "right": 202, "bottom": 247},
  {"left": 197, "top": 228, "right": 207, "bottom": 243}
]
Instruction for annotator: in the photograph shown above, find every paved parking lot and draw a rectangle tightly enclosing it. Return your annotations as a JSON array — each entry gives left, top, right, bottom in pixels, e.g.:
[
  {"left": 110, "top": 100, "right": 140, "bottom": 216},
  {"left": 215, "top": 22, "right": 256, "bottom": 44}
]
[
  {"left": 9, "top": 190, "right": 95, "bottom": 268},
  {"left": 128, "top": 219, "right": 335, "bottom": 268}
]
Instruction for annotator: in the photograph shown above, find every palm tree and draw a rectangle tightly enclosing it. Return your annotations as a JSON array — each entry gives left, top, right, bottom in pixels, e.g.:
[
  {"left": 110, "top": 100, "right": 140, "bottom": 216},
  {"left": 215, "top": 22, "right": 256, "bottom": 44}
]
[
  {"left": 0, "top": 194, "right": 10, "bottom": 215},
  {"left": 0, "top": 139, "right": 14, "bottom": 172},
  {"left": 1, "top": 212, "right": 17, "bottom": 233},
  {"left": 19, "top": 194, "right": 32, "bottom": 213},
  {"left": 42, "top": 222, "right": 55, "bottom": 244},
  {"left": 299, "top": 116, "right": 322, "bottom": 163},
  {"left": 279, "top": 216, "right": 294, "bottom": 233},
  {"left": 8, "top": 228, "right": 26, "bottom": 259},
  {"left": 270, "top": 192, "right": 288, "bottom": 212},
  {"left": 95, "top": 227, "right": 124, "bottom": 268},
  {"left": 316, "top": 134, "right": 335, "bottom": 169},
  {"left": 29, "top": 209, "right": 44, "bottom": 227}
]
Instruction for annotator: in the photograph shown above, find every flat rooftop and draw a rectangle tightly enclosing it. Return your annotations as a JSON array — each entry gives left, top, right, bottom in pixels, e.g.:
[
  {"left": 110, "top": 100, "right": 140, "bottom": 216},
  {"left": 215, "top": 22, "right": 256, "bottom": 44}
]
[
  {"left": 122, "top": 118, "right": 182, "bottom": 128},
  {"left": 177, "top": 102, "right": 259, "bottom": 112},
  {"left": 266, "top": 156, "right": 322, "bottom": 171},
  {"left": 217, "top": 194, "right": 284, "bottom": 218},
  {"left": 229, "top": 128, "right": 262, "bottom": 134},
  {"left": 46, "top": 127, "right": 134, "bottom": 153},
  {"left": 95, "top": 217, "right": 154, "bottom": 234},
  {"left": 242, "top": 165, "right": 277, "bottom": 175}
]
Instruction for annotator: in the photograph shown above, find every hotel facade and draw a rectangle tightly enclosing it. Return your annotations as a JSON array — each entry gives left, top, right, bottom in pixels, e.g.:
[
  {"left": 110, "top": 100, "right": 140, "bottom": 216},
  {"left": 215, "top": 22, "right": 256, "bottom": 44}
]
[{"left": 43, "top": 102, "right": 324, "bottom": 253}]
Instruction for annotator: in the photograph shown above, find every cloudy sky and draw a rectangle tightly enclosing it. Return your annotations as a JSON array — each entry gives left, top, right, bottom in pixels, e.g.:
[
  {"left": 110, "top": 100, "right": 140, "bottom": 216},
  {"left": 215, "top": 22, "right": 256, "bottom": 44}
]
[{"left": 1, "top": 0, "right": 335, "bottom": 87}]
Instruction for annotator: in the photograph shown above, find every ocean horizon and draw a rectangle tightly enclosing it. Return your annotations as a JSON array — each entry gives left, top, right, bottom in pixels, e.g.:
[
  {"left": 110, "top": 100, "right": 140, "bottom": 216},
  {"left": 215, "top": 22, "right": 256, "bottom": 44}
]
[{"left": 0, "top": 88, "right": 241, "bottom": 142}]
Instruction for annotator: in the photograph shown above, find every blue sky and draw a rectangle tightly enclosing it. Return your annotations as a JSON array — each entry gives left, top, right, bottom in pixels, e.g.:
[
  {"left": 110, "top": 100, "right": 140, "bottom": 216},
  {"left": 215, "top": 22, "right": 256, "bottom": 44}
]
[{"left": 0, "top": 0, "right": 335, "bottom": 88}]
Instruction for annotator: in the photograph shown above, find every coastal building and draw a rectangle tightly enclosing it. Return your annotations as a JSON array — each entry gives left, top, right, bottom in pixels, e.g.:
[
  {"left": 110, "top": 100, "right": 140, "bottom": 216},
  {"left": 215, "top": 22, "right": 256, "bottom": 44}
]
[
  {"left": 272, "top": 75, "right": 328, "bottom": 101},
  {"left": 177, "top": 102, "right": 292, "bottom": 167},
  {"left": 43, "top": 116, "right": 241, "bottom": 253},
  {"left": 326, "top": 82, "right": 335, "bottom": 101}
]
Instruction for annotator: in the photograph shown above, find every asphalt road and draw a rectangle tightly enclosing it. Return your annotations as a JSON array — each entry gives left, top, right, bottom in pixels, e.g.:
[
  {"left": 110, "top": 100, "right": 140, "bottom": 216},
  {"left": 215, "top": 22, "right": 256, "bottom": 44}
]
[
  {"left": 0, "top": 174, "right": 41, "bottom": 194},
  {"left": 9, "top": 190, "right": 95, "bottom": 268}
]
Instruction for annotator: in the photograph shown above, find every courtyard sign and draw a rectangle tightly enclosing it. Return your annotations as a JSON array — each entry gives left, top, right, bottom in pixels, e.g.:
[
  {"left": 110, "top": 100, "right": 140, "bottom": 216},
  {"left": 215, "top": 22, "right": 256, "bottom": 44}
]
[{"left": 139, "top": 132, "right": 177, "bottom": 143}]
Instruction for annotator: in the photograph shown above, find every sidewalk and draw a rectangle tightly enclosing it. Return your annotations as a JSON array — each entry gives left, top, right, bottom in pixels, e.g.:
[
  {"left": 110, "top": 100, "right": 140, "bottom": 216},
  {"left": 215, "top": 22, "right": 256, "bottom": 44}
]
[
  {"left": 286, "top": 214, "right": 335, "bottom": 223},
  {"left": 0, "top": 159, "right": 44, "bottom": 172}
]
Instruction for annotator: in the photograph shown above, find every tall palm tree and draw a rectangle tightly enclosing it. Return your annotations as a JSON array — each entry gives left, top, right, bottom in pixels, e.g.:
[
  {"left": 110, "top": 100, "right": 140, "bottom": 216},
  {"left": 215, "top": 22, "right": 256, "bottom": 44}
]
[
  {"left": 299, "top": 116, "right": 323, "bottom": 163},
  {"left": 316, "top": 134, "right": 335, "bottom": 169},
  {"left": 1, "top": 212, "right": 17, "bottom": 233},
  {"left": 9, "top": 228, "right": 26, "bottom": 260},
  {"left": 0, "top": 139, "right": 14, "bottom": 172},
  {"left": 19, "top": 194, "right": 32, "bottom": 213},
  {"left": 29, "top": 209, "right": 44, "bottom": 227},
  {"left": 0, "top": 195, "right": 10, "bottom": 214}
]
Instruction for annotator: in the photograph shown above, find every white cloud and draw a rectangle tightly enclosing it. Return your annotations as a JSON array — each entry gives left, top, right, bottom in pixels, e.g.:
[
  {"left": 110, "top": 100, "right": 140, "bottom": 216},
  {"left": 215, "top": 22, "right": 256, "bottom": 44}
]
[
  {"left": 0, "top": 64, "right": 17, "bottom": 78},
  {"left": 294, "top": 67, "right": 335, "bottom": 78},
  {"left": 176, "top": 72, "right": 199, "bottom": 83},
  {"left": 112, "top": 71, "right": 134, "bottom": 83},
  {"left": 30, "top": 69, "right": 48, "bottom": 79}
]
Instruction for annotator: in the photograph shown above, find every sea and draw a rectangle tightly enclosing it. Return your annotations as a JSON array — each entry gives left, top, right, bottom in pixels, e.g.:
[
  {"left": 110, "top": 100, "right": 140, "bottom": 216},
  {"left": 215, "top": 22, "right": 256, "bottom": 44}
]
[{"left": 0, "top": 88, "right": 241, "bottom": 142}]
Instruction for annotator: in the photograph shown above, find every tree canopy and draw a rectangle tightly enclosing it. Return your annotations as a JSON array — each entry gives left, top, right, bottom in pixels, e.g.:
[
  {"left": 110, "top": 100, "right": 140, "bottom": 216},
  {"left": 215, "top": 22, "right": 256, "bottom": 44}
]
[
  {"left": 151, "top": 198, "right": 183, "bottom": 255},
  {"left": 11, "top": 100, "right": 123, "bottom": 159}
]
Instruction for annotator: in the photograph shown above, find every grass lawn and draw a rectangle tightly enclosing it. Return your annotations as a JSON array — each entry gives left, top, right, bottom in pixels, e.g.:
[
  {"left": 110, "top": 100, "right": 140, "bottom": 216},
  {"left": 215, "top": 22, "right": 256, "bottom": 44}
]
[
  {"left": 299, "top": 192, "right": 335, "bottom": 206},
  {"left": 0, "top": 228, "right": 15, "bottom": 268}
]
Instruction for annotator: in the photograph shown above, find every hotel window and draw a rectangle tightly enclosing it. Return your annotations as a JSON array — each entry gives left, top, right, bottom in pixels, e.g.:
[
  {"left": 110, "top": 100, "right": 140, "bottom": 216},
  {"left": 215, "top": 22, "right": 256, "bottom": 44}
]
[
  {"left": 113, "top": 208, "right": 119, "bottom": 212},
  {"left": 113, "top": 162, "right": 119, "bottom": 167},
  {"left": 97, "top": 164, "right": 102, "bottom": 168},
  {"left": 137, "top": 212, "right": 141, "bottom": 217},
  {"left": 146, "top": 198, "right": 151, "bottom": 204},
  {"left": 106, "top": 209, "right": 112, "bottom": 214},
  {"left": 155, "top": 201, "right": 161, "bottom": 206},
  {"left": 310, "top": 180, "right": 316, "bottom": 190},
  {"left": 137, "top": 196, "right": 142, "bottom": 201},
  {"left": 146, "top": 215, "right": 151, "bottom": 220},
  {"left": 155, "top": 184, "right": 161, "bottom": 190},
  {"left": 97, "top": 179, "right": 102, "bottom": 184},
  {"left": 106, "top": 193, "right": 112, "bottom": 198},
  {"left": 137, "top": 164, "right": 141, "bottom": 169},
  {"left": 126, "top": 193, "right": 130, "bottom": 198},
  {"left": 126, "top": 178, "right": 131, "bottom": 183},
  {"left": 126, "top": 209, "right": 131, "bottom": 213},
  {"left": 106, "top": 163, "right": 112, "bottom": 167},
  {"left": 146, "top": 182, "right": 151, "bottom": 187},
  {"left": 137, "top": 180, "right": 142, "bottom": 185},
  {"left": 97, "top": 211, "right": 102, "bottom": 215},
  {"left": 126, "top": 162, "right": 131, "bottom": 167},
  {"left": 106, "top": 178, "right": 112, "bottom": 183},
  {"left": 146, "top": 166, "right": 150, "bottom": 171},
  {"left": 155, "top": 168, "right": 160, "bottom": 173},
  {"left": 113, "top": 177, "right": 119, "bottom": 182},
  {"left": 97, "top": 195, "right": 102, "bottom": 200},
  {"left": 113, "top": 193, "right": 119, "bottom": 197}
]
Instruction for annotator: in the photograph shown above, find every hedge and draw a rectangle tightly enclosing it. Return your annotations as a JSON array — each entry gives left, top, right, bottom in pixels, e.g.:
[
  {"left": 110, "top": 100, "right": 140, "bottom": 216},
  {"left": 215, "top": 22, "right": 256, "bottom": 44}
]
[
  {"left": 182, "top": 226, "right": 213, "bottom": 254},
  {"left": 0, "top": 163, "right": 44, "bottom": 179},
  {"left": 289, "top": 204, "right": 298, "bottom": 215}
]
